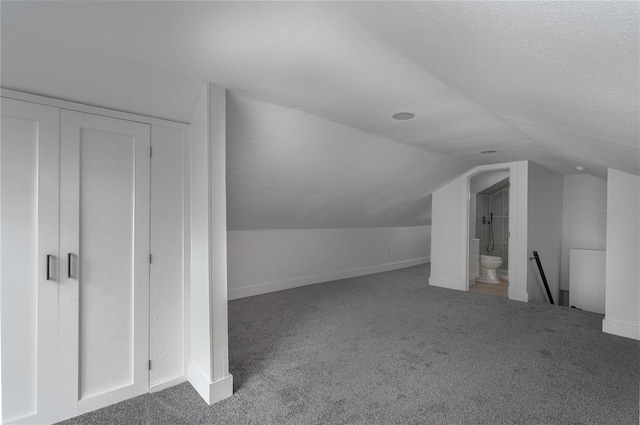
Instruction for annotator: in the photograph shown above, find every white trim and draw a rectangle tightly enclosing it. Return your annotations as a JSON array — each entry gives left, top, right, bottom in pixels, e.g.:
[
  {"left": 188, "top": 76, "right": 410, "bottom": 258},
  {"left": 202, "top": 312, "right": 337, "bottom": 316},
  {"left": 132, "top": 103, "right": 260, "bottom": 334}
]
[
  {"left": 602, "top": 318, "right": 640, "bottom": 340},
  {"left": 509, "top": 291, "right": 529, "bottom": 303},
  {"left": 1, "top": 88, "right": 189, "bottom": 128},
  {"left": 188, "top": 363, "right": 233, "bottom": 405},
  {"left": 188, "top": 363, "right": 209, "bottom": 401},
  {"left": 78, "top": 385, "right": 135, "bottom": 415},
  {"left": 3, "top": 413, "right": 41, "bottom": 425},
  {"left": 229, "top": 257, "right": 430, "bottom": 300},
  {"left": 149, "top": 376, "right": 188, "bottom": 393},
  {"left": 428, "top": 276, "right": 463, "bottom": 291},
  {"left": 182, "top": 126, "right": 192, "bottom": 393},
  {"left": 208, "top": 375, "right": 233, "bottom": 405},
  {"left": 207, "top": 84, "right": 230, "bottom": 383}
]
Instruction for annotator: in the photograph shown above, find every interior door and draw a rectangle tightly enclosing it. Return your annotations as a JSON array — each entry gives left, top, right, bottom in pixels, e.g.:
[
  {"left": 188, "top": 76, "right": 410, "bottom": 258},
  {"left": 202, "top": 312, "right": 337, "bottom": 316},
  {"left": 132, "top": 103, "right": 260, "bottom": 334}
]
[
  {"left": 58, "top": 110, "right": 150, "bottom": 420},
  {"left": 1, "top": 99, "right": 60, "bottom": 424}
]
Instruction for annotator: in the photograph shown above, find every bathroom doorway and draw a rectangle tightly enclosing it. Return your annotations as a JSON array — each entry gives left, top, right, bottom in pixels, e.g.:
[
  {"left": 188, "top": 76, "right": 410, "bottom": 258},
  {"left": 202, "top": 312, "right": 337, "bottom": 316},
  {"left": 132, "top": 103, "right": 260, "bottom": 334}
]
[
  {"left": 468, "top": 170, "right": 510, "bottom": 297},
  {"left": 463, "top": 163, "right": 526, "bottom": 302},
  {"left": 459, "top": 162, "right": 526, "bottom": 302}
]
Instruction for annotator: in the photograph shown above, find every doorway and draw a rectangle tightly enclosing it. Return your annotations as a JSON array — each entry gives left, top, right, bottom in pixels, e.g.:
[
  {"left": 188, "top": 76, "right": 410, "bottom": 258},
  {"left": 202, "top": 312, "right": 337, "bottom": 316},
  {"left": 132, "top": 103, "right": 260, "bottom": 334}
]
[
  {"left": 461, "top": 162, "right": 524, "bottom": 301},
  {"left": 468, "top": 170, "right": 510, "bottom": 297}
]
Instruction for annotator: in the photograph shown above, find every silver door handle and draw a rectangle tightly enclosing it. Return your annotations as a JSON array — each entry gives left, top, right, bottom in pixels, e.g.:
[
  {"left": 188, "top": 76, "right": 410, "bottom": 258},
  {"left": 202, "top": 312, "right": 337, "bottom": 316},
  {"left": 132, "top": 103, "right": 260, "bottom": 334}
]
[{"left": 68, "top": 253, "right": 72, "bottom": 278}]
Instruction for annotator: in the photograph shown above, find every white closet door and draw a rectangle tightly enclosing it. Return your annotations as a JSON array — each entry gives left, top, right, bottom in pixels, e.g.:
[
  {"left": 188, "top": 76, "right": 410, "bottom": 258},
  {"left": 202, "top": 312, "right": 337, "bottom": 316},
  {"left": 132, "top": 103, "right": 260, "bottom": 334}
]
[
  {"left": 1, "top": 99, "right": 60, "bottom": 424},
  {"left": 58, "top": 110, "right": 150, "bottom": 419}
]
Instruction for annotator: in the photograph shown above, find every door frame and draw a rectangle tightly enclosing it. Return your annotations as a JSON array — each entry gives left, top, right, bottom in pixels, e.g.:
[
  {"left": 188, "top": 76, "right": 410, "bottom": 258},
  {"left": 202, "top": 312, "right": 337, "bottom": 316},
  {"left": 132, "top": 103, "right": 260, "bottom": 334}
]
[{"left": 460, "top": 161, "right": 528, "bottom": 302}]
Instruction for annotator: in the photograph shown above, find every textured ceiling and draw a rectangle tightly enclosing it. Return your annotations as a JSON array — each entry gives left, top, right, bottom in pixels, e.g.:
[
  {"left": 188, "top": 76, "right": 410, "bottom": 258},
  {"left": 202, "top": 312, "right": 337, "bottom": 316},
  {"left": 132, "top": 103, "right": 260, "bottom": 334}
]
[
  {"left": 337, "top": 1, "right": 639, "bottom": 176},
  {"left": 227, "top": 93, "right": 469, "bottom": 230},
  {"left": 2, "top": 1, "right": 638, "bottom": 229}
]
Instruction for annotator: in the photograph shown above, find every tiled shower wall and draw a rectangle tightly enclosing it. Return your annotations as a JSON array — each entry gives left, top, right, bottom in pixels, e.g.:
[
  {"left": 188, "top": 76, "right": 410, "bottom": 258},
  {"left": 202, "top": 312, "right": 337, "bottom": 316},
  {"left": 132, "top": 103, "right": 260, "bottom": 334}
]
[{"left": 475, "top": 187, "right": 509, "bottom": 269}]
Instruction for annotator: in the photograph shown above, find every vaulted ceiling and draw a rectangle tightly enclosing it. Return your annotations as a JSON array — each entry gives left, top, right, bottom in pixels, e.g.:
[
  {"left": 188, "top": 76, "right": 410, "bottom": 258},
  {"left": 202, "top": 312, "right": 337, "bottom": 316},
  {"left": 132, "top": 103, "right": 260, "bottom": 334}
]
[{"left": 2, "top": 2, "right": 638, "bottom": 229}]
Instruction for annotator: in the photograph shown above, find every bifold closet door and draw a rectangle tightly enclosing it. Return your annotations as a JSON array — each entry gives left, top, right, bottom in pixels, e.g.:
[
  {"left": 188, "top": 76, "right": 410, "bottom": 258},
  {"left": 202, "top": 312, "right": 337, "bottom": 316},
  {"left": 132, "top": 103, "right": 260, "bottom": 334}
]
[
  {"left": 1, "top": 99, "right": 60, "bottom": 424},
  {"left": 58, "top": 110, "right": 150, "bottom": 419}
]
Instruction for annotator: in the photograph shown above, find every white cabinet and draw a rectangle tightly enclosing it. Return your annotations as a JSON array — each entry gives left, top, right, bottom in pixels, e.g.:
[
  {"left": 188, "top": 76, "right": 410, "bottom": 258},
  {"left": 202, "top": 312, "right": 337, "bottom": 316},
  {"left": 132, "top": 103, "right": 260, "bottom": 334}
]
[
  {"left": 1, "top": 99, "right": 151, "bottom": 424},
  {"left": 569, "top": 248, "right": 606, "bottom": 314}
]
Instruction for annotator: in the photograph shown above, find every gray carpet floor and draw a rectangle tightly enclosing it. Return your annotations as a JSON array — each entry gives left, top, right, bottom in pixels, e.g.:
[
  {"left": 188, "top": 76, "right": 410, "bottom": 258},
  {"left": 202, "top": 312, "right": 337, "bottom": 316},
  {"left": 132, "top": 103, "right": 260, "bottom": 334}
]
[{"left": 59, "top": 264, "right": 639, "bottom": 425}]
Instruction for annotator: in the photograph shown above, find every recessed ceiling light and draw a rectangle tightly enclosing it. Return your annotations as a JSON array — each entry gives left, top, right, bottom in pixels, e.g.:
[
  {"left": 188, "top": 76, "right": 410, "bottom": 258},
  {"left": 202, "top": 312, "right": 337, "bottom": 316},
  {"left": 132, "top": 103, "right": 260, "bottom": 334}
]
[
  {"left": 576, "top": 165, "right": 585, "bottom": 171},
  {"left": 392, "top": 112, "right": 415, "bottom": 120},
  {"left": 481, "top": 150, "right": 497, "bottom": 154}
]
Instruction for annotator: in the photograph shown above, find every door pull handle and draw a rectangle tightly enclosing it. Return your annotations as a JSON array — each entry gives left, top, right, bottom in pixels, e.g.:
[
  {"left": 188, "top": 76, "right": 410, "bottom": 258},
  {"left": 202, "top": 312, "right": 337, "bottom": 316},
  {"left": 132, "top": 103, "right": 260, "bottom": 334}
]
[
  {"left": 68, "top": 253, "right": 72, "bottom": 278},
  {"left": 46, "top": 254, "right": 53, "bottom": 281}
]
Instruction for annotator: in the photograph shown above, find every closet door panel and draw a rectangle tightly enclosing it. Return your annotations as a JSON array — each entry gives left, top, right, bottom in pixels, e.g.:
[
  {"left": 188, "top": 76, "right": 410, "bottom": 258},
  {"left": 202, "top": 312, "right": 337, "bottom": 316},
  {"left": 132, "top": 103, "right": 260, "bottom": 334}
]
[
  {"left": 1, "top": 99, "right": 59, "bottom": 425},
  {"left": 80, "top": 129, "right": 135, "bottom": 398},
  {"left": 2, "top": 111, "right": 40, "bottom": 420},
  {"left": 58, "top": 110, "right": 150, "bottom": 418}
]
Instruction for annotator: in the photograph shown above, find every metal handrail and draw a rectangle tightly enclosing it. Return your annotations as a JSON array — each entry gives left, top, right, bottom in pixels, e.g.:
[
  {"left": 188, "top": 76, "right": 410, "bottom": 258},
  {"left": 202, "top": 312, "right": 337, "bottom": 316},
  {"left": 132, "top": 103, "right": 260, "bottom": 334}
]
[{"left": 530, "top": 251, "right": 554, "bottom": 304}]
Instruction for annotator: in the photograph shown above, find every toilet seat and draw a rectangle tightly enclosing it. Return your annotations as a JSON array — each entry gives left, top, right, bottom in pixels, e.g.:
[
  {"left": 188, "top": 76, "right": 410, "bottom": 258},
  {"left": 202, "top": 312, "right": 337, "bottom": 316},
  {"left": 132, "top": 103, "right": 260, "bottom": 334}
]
[{"left": 480, "top": 254, "right": 502, "bottom": 267}]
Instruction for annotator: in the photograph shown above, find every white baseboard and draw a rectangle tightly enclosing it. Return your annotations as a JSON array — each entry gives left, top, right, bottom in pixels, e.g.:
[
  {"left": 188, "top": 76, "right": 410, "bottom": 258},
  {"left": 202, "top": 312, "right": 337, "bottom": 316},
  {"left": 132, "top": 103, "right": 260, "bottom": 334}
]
[
  {"left": 428, "top": 276, "right": 463, "bottom": 291},
  {"left": 509, "top": 291, "right": 529, "bottom": 303},
  {"left": 602, "top": 318, "right": 640, "bottom": 340},
  {"left": 228, "top": 257, "right": 430, "bottom": 300},
  {"left": 188, "top": 363, "right": 233, "bottom": 405},
  {"left": 78, "top": 385, "right": 136, "bottom": 415},
  {"left": 150, "top": 375, "right": 187, "bottom": 393}
]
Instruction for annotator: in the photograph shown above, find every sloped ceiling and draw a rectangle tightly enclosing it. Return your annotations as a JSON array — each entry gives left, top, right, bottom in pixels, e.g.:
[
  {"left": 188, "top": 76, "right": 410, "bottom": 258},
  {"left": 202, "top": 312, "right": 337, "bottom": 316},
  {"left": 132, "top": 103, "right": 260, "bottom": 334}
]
[
  {"left": 226, "top": 93, "right": 469, "bottom": 230},
  {"left": 2, "top": 2, "right": 638, "bottom": 229}
]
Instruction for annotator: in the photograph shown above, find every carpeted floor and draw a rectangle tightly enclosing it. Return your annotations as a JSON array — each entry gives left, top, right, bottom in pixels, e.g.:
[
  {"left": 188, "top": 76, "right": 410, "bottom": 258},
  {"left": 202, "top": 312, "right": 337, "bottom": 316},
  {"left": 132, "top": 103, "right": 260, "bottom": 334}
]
[{"left": 59, "top": 263, "right": 639, "bottom": 425}]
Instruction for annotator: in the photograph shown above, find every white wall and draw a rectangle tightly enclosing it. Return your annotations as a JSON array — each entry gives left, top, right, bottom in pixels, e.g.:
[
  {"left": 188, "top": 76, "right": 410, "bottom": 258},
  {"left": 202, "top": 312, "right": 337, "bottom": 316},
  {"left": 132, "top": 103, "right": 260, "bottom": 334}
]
[
  {"left": 429, "top": 177, "right": 464, "bottom": 290},
  {"left": 226, "top": 93, "right": 468, "bottom": 230},
  {"left": 227, "top": 226, "right": 430, "bottom": 299},
  {"left": 208, "top": 85, "right": 231, "bottom": 386},
  {"left": 225, "top": 94, "right": 438, "bottom": 301},
  {"left": 149, "top": 124, "right": 189, "bottom": 392},
  {"left": 527, "top": 162, "right": 564, "bottom": 303},
  {"left": 603, "top": 168, "right": 640, "bottom": 340},
  {"left": 189, "top": 86, "right": 211, "bottom": 379},
  {"left": 188, "top": 84, "right": 233, "bottom": 404},
  {"left": 560, "top": 174, "right": 607, "bottom": 291}
]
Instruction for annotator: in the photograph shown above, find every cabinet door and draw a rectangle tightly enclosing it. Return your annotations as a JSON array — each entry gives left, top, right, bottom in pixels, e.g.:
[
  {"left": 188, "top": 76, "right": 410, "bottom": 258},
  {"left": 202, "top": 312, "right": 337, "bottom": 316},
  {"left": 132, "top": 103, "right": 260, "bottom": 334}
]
[
  {"left": 58, "top": 110, "right": 150, "bottom": 420},
  {"left": 569, "top": 249, "right": 606, "bottom": 314},
  {"left": 1, "top": 99, "right": 60, "bottom": 424}
]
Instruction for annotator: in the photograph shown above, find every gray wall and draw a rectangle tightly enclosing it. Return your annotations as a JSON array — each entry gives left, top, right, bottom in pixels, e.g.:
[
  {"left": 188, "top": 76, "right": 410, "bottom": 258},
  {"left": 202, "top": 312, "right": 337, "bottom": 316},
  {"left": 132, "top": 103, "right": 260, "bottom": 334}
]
[{"left": 527, "top": 162, "right": 564, "bottom": 303}]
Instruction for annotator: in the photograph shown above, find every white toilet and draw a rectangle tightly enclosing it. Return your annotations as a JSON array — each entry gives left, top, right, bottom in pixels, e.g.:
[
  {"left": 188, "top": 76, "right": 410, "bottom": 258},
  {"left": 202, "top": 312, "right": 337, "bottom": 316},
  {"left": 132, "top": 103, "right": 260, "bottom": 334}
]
[{"left": 478, "top": 254, "right": 503, "bottom": 284}]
